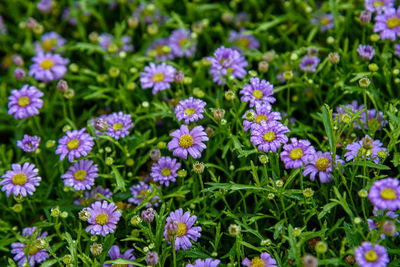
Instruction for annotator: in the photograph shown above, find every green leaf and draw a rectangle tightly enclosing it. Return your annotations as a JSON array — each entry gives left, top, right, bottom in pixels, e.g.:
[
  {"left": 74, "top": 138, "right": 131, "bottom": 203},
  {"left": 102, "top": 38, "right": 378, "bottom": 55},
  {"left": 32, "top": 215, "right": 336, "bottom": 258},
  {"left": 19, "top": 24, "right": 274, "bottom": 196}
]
[
  {"left": 321, "top": 104, "right": 335, "bottom": 157},
  {"left": 318, "top": 202, "right": 338, "bottom": 220},
  {"left": 345, "top": 161, "right": 391, "bottom": 170},
  {"left": 111, "top": 166, "right": 126, "bottom": 192}
]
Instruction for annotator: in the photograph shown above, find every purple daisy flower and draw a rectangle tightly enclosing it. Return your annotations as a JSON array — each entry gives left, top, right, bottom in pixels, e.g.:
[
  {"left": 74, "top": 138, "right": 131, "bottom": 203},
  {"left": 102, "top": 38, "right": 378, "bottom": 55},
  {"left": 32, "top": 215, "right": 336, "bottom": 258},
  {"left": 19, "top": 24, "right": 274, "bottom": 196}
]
[
  {"left": 99, "top": 33, "right": 134, "bottom": 54},
  {"left": 394, "top": 43, "right": 400, "bottom": 57},
  {"left": 17, "top": 135, "right": 41, "bottom": 153},
  {"left": 303, "top": 151, "right": 345, "bottom": 183},
  {"left": 368, "top": 208, "right": 399, "bottom": 239},
  {"left": 128, "top": 181, "right": 160, "bottom": 207},
  {"left": 37, "top": 0, "right": 52, "bottom": 13},
  {"left": 140, "top": 62, "right": 176, "bottom": 94},
  {"left": 365, "top": 0, "right": 395, "bottom": 14},
  {"left": 240, "top": 77, "right": 276, "bottom": 108},
  {"left": 11, "top": 227, "right": 49, "bottom": 267},
  {"left": 169, "top": 28, "right": 197, "bottom": 57},
  {"left": 61, "top": 159, "right": 98, "bottom": 191},
  {"left": 229, "top": 29, "right": 260, "bottom": 50},
  {"left": 355, "top": 242, "right": 389, "bottom": 267},
  {"left": 357, "top": 44, "right": 375, "bottom": 60},
  {"left": 151, "top": 156, "right": 181, "bottom": 186},
  {"left": 74, "top": 186, "right": 113, "bottom": 206},
  {"left": 168, "top": 125, "right": 209, "bottom": 160},
  {"left": 132, "top": 3, "right": 165, "bottom": 25},
  {"left": 147, "top": 38, "right": 174, "bottom": 60},
  {"left": 250, "top": 120, "right": 289, "bottom": 153},
  {"left": 360, "top": 109, "right": 386, "bottom": 131},
  {"left": 55, "top": 128, "right": 94, "bottom": 162},
  {"left": 175, "top": 97, "right": 206, "bottom": 124},
  {"left": 242, "top": 103, "right": 282, "bottom": 131},
  {"left": 374, "top": 7, "right": 400, "bottom": 41},
  {"left": 208, "top": 46, "right": 248, "bottom": 85},
  {"left": 186, "top": 258, "right": 221, "bottom": 267},
  {"left": 344, "top": 135, "right": 386, "bottom": 163},
  {"left": 34, "top": 31, "right": 66, "bottom": 53},
  {"left": 311, "top": 13, "right": 334, "bottom": 32},
  {"left": 164, "top": 208, "right": 202, "bottom": 251},
  {"left": 104, "top": 245, "right": 135, "bottom": 267},
  {"left": 29, "top": 52, "right": 68, "bottom": 83},
  {"left": 104, "top": 111, "right": 133, "bottom": 140},
  {"left": 0, "top": 162, "right": 41, "bottom": 197},
  {"left": 242, "top": 252, "right": 277, "bottom": 267},
  {"left": 85, "top": 201, "right": 121, "bottom": 236},
  {"left": 280, "top": 138, "right": 316, "bottom": 169},
  {"left": 299, "top": 55, "right": 320, "bottom": 73},
  {"left": 8, "top": 85, "right": 44, "bottom": 120},
  {"left": 368, "top": 177, "right": 400, "bottom": 210}
]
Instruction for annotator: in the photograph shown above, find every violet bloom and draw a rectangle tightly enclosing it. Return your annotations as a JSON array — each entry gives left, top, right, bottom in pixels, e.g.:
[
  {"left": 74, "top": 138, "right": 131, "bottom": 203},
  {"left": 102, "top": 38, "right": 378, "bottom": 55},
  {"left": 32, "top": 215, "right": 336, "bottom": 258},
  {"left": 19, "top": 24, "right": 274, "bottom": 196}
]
[
  {"left": 299, "top": 55, "right": 320, "bottom": 73},
  {"left": 368, "top": 177, "right": 400, "bottom": 210},
  {"left": 164, "top": 208, "right": 202, "bottom": 250},
  {"left": 128, "top": 181, "right": 160, "bottom": 207},
  {"left": 0, "top": 162, "right": 41, "bottom": 197},
  {"left": 303, "top": 151, "right": 344, "bottom": 183},
  {"left": 168, "top": 125, "right": 209, "bottom": 160},
  {"left": 34, "top": 32, "right": 66, "bottom": 53},
  {"left": 360, "top": 109, "right": 386, "bottom": 131},
  {"left": 365, "top": 0, "right": 395, "bottom": 14},
  {"left": 132, "top": 3, "right": 164, "bottom": 25},
  {"left": 169, "top": 28, "right": 197, "bottom": 57},
  {"left": 74, "top": 186, "right": 113, "bottom": 206},
  {"left": 151, "top": 156, "right": 181, "bottom": 186},
  {"left": 14, "top": 68, "right": 26, "bottom": 80},
  {"left": 85, "top": 201, "right": 121, "bottom": 236},
  {"left": 344, "top": 135, "right": 386, "bottom": 163},
  {"left": 17, "top": 135, "right": 41, "bottom": 153},
  {"left": 311, "top": 13, "right": 334, "bottom": 32},
  {"left": 146, "top": 252, "right": 159, "bottom": 266},
  {"left": 61, "top": 159, "right": 98, "bottom": 191},
  {"left": 240, "top": 77, "right": 276, "bottom": 108},
  {"left": 242, "top": 103, "right": 282, "bottom": 131},
  {"left": 186, "top": 258, "right": 221, "bottom": 267},
  {"left": 280, "top": 138, "right": 316, "bottom": 169},
  {"left": 229, "top": 29, "right": 260, "bottom": 50},
  {"left": 175, "top": 97, "right": 206, "bottom": 124},
  {"left": 242, "top": 252, "right": 277, "bottom": 267},
  {"left": 250, "top": 120, "right": 289, "bottom": 153},
  {"left": 98, "top": 33, "right": 134, "bottom": 54},
  {"left": 355, "top": 242, "right": 389, "bottom": 267},
  {"left": 29, "top": 52, "right": 68, "bottom": 83},
  {"left": 11, "top": 227, "right": 49, "bottom": 267},
  {"left": 105, "top": 111, "right": 133, "bottom": 140},
  {"left": 104, "top": 245, "right": 135, "bottom": 267},
  {"left": 333, "top": 100, "right": 361, "bottom": 127},
  {"left": 374, "top": 7, "right": 400, "bottom": 41},
  {"left": 395, "top": 44, "right": 400, "bottom": 57},
  {"left": 147, "top": 38, "right": 174, "bottom": 60},
  {"left": 367, "top": 208, "right": 399, "bottom": 239},
  {"left": 55, "top": 128, "right": 94, "bottom": 162},
  {"left": 37, "top": 0, "right": 52, "bottom": 13},
  {"left": 140, "top": 62, "right": 176, "bottom": 94},
  {"left": 357, "top": 44, "right": 375, "bottom": 60},
  {"left": 8, "top": 85, "right": 44, "bottom": 120},
  {"left": 208, "top": 46, "right": 248, "bottom": 85}
]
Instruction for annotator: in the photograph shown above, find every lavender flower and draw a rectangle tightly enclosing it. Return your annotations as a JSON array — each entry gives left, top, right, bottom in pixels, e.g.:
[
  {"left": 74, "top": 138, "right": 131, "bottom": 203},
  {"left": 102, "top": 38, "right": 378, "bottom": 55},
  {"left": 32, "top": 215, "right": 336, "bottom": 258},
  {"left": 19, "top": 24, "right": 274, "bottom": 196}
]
[
  {"left": 311, "top": 13, "right": 334, "bottom": 32},
  {"left": 8, "top": 85, "right": 44, "bottom": 120},
  {"left": 186, "top": 258, "right": 221, "bottom": 267},
  {"left": 142, "top": 208, "right": 155, "bottom": 222},
  {"left": 280, "top": 138, "right": 316, "bottom": 169},
  {"left": 61, "top": 159, "right": 98, "bottom": 191},
  {"left": 147, "top": 38, "right": 174, "bottom": 60},
  {"left": 365, "top": 0, "right": 395, "bottom": 14},
  {"left": 250, "top": 121, "right": 289, "bottom": 153},
  {"left": 104, "top": 245, "right": 135, "bottom": 267},
  {"left": 357, "top": 44, "right": 375, "bottom": 60},
  {"left": 105, "top": 111, "right": 133, "bottom": 140},
  {"left": 344, "top": 135, "right": 386, "bottom": 163},
  {"left": 85, "top": 201, "right": 121, "bottom": 236},
  {"left": 128, "top": 181, "right": 160, "bottom": 207},
  {"left": 99, "top": 33, "right": 134, "bottom": 54},
  {"left": 151, "top": 156, "right": 181, "bottom": 186},
  {"left": 140, "top": 62, "right": 176, "bottom": 94},
  {"left": 229, "top": 29, "right": 260, "bottom": 50},
  {"left": 395, "top": 44, "right": 400, "bottom": 57},
  {"left": 299, "top": 55, "right": 320, "bottom": 73},
  {"left": 164, "top": 208, "right": 202, "bottom": 250},
  {"left": 169, "top": 28, "right": 197, "bottom": 57},
  {"left": 175, "top": 97, "right": 206, "bottom": 124},
  {"left": 37, "top": 0, "right": 52, "bottom": 13},
  {"left": 35, "top": 32, "right": 66, "bottom": 53},
  {"left": 146, "top": 251, "right": 159, "bottom": 266},
  {"left": 17, "top": 135, "right": 41, "bottom": 153},
  {"left": 303, "top": 151, "right": 344, "bottom": 183},
  {"left": 0, "top": 162, "right": 41, "bottom": 197},
  {"left": 355, "top": 242, "right": 389, "bottom": 267},
  {"left": 242, "top": 252, "right": 277, "bottom": 267},
  {"left": 74, "top": 186, "right": 113, "bottom": 206},
  {"left": 208, "top": 46, "right": 248, "bottom": 85},
  {"left": 168, "top": 125, "right": 209, "bottom": 160},
  {"left": 360, "top": 109, "right": 386, "bottom": 131},
  {"left": 132, "top": 3, "right": 165, "bottom": 25},
  {"left": 240, "top": 77, "right": 276, "bottom": 108},
  {"left": 242, "top": 103, "right": 282, "bottom": 131},
  {"left": 374, "top": 7, "right": 400, "bottom": 41},
  {"left": 29, "top": 52, "right": 68, "bottom": 83},
  {"left": 368, "top": 177, "right": 400, "bottom": 210},
  {"left": 367, "top": 208, "right": 399, "bottom": 239},
  {"left": 55, "top": 128, "right": 94, "bottom": 162}
]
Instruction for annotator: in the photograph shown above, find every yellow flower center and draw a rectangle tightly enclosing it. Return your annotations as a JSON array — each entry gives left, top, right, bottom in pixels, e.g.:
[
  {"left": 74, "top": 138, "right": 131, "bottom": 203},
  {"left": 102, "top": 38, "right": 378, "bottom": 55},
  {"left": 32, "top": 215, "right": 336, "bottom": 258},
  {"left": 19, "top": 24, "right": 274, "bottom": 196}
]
[
  {"left": 139, "top": 189, "right": 148, "bottom": 196},
  {"left": 12, "top": 173, "right": 27, "bottom": 186},
  {"left": 387, "top": 17, "right": 400, "bottom": 28},
  {"left": 179, "top": 38, "right": 189, "bottom": 47},
  {"left": 74, "top": 170, "right": 87, "bottom": 181},
  {"left": 40, "top": 59, "right": 54, "bottom": 69},
  {"left": 161, "top": 168, "right": 171, "bottom": 176},
  {"left": 360, "top": 148, "right": 372, "bottom": 158},
  {"left": 252, "top": 89, "right": 263, "bottom": 99},
  {"left": 95, "top": 213, "right": 109, "bottom": 225},
  {"left": 177, "top": 222, "right": 187, "bottom": 237},
  {"left": 155, "top": 45, "right": 165, "bottom": 56},
  {"left": 364, "top": 250, "right": 378, "bottom": 262},
  {"left": 263, "top": 131, "right": 275, "bottom": 142},
  {"left": 315, "top": 157, "right": 329, "bottom": 171},
  {"left": 67, "top": 139, "right": 80, "bottom": 150},
  {"left": 237, "top": 38, "right": 250, "bottom": 48},
  {"left": 289, "top": 148, "right": 304, "bottom": 160},
  {"left": 113, "top": 123, "right": 124, "bottom": 131},
  {"left": 29, "top": 245, "right": 39, "bottom": 255},
  {"left": 380, "top": 188, "right": 396, "bottom": 200},
  {"left": 152, "top": 72, "right": 165, "bottom": 82},
  {"left": 42, "top": 39, "right": 55, "bottom": 51},
  {"left": 255, "top": 114, "right": 268, "bottom": 124},
  {"left": 184, "top": 108, "right": 195, "bottom": 116},
  {"left": 373, "top": 1, "right": 383, "bottom": 7},
  {"left": 251, "top": 257, "right": 264, "bottom": 267},
  {"left": 179, "top": 134, "right": 194, "bottom": 148},
  {"left": 18, "top": 96, "right": 30, "bottom": 107},
  {"left": 320, "top": 17, "right": 331, "bottom": 25}
]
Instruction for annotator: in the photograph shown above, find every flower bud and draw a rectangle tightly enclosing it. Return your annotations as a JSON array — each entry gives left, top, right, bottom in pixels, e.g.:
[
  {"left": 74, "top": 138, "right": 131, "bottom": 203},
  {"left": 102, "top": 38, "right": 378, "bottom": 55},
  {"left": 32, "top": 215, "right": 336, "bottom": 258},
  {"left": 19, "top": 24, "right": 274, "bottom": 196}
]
[
  {"left": 14, "top": 68, "right": 26, "bottom": 80},
  {"left": 315, "top": 241, "right": 327, "bottom": 253},
  {"left": 302, "top": 254, "right": 318, "bottom": 267},
  {"left": 303, "top": 188, "right": 314, "bottom": 198},
  {"left": 224, "top": 90, "right": 235, "bottom": 101},
  {"left": 174, "top": 71, "right": 184, "bottom": 82},
  {"left": 90, "top": 243, "right": 102, "bottom": 256},
  {"left": 382, "top": 220, "right": 396, "bottom": 236},
  {"left": 13, "top": 204, "right": 23, "bottom": 213},
  {"left": 360, "top": 10, "right": 371, "bottom": 24},
  {"left": 213, "top": 109, "right": 224, "bottom": 121},
  {"left": 150, "top": 148, "right": 161, "bottom": 161},
  {"left": 131, "top": 215, "right": 142, "bottom": 226},
  {"left": 94, "top": 118, "right": 108, "bottom": 132},
  {"left": 328, "top": 52, "right": 340, "bottom": 64},
  {"left": 258, "top": 61, "right": 269, "bottom": 72},
  {"left": 79, "top": 209, "right": 90, "bottom": 221},
  {"left": 177, "top": 169, "right": 187, "bottom": 178},
  {"left": 57, "top": 80, "right": 68, "bottom": 92},
  {"left": 51, "top": 206, "right": 60, "bottom": 217},
  {"left": 193, "top": 162, "right": 205, "bottom": 174},
  {"left": 228, "top": 224, "right": 241, "bottom": 236},
  {"left": 141, "top": 208, "right": 155, "bottom": 223},
  {"left": 358, "top": 77, "right": 370, "bottom": 88},
  {"left": 146, "top": 252, "right": 159, "bottom": 266}
]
